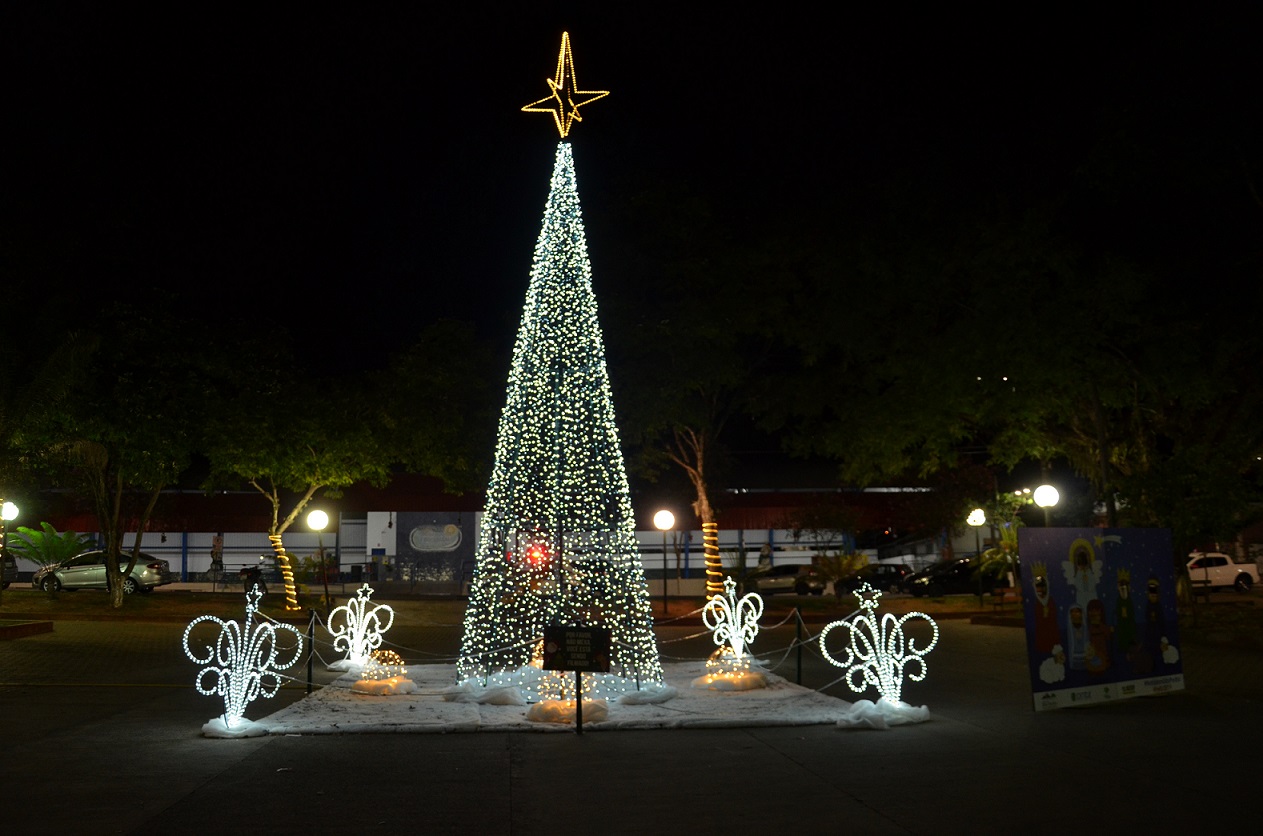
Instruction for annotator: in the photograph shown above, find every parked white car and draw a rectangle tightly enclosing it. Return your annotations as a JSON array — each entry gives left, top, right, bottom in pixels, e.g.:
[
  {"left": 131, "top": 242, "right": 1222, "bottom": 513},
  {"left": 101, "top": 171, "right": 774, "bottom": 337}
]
[{"left": 1186, "top": 551, "right": 1258, "bottom": 593}]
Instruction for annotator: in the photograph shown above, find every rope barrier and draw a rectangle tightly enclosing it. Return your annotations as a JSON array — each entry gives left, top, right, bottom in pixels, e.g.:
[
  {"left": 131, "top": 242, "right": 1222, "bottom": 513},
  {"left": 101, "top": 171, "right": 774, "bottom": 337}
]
[
  {"left": 652, "top": 604, "right": 707, "bottom": 625},
  {"left": 254, "top": 600, "right": 882, "bottom": 697}
]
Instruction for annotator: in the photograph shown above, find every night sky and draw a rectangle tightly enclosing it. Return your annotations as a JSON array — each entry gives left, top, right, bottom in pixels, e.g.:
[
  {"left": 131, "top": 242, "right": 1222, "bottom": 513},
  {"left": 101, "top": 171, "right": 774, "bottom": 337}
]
[{"left": 8, "top": 6, "right": 1260, "bottom": 373}]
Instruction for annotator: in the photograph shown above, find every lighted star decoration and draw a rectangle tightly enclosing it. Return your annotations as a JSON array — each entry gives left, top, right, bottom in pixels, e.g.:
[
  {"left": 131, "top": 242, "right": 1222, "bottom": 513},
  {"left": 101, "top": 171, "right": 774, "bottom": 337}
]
[
  {"left": 522, "top": 31, "right": 609, "bottom": 138},
  {"left": 819, "top": 582, "right": 938, "bottom": 704}
]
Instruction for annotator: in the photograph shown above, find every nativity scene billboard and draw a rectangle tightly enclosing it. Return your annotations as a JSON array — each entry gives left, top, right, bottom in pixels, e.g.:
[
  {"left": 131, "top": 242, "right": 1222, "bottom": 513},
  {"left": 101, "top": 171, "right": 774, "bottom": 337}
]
[{"left": 1017, "top": 528, "right": 1183, "bottom": 712}]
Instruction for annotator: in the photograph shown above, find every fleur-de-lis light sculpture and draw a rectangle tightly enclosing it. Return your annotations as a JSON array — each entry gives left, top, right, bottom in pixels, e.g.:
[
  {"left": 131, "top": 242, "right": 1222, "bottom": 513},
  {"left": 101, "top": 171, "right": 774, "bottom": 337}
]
[
  {"left": 692, "top": 575, "right": 767, "bottom": 690},
  {"left": 819, "top": 582, "right": 939, "bottom": 704},
  {"left": 327, "top": 584, "right": 395, "bottom": 669},
  {"left": 182, "top": 585, "right": 304, "bottom": 734},
  {"left": 703, "top": 575, "right": 764, "bottom": 660}
]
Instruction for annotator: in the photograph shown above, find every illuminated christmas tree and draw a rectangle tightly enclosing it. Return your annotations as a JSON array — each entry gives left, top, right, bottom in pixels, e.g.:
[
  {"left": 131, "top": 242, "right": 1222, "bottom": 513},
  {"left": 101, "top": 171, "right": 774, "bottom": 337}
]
[{"left": 457, "top": 34, "right": 664, "bottom": 697}]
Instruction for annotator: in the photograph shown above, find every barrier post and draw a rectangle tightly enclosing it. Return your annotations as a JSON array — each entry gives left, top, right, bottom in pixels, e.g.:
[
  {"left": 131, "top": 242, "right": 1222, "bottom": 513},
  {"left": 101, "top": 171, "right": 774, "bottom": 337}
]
[
  {"left": 307, "top": 609, "right": 316, "bottom": 694},
  {"left": 795, "top": 607, "right": 803, "bottom": 685}
]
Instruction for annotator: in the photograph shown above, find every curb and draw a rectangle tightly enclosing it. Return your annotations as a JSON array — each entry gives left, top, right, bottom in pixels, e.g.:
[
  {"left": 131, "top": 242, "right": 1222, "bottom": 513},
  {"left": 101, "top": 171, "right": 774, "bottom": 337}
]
[{"left": 0, "top": 619, "right": 55, "bottom": 640}]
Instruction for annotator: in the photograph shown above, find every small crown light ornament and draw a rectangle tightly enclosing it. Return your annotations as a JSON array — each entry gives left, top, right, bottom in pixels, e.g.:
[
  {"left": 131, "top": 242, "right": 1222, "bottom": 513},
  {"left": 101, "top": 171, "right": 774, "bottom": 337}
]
[
  {"left": 692, "top": 576, "right": 768, "bottom": 690},
  {"left": 820, "top": 582, "right": 939, "bottom": 728},
  {"left": 182, "top": 585, "right": 305, "bottom": 738},
  {"left": 326, "top": 584, "right": 395, "bottom": 671}
]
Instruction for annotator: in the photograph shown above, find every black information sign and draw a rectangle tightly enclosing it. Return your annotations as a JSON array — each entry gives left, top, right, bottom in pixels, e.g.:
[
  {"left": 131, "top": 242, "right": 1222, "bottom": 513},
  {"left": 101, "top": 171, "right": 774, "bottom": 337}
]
[{"left": 542, "top": 626, "right": 612, "bottom": 673}]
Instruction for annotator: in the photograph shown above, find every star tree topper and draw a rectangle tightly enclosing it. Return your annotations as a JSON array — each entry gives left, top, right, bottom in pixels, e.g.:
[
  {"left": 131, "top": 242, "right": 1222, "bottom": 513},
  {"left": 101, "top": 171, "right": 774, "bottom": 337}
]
[{"left": 522, "top": 31, "right": 609, "bottom": 138}]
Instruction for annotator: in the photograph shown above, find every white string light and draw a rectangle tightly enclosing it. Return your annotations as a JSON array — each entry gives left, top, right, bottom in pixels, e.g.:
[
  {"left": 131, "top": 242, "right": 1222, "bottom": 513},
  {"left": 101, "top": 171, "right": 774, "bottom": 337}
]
[
  {"left": 456, "top": 141, "right": 664, "bottom": 698},
  {"left": 691, "top": 576, "right": 767, "bottom": 690},
  {"left": 702, "top": 576, "right": 764, "bottom": 660},
  {"left": 326, "top": 584, "right": 395, "bottom": 669},
  {"left": 819, "top": 582, "right": 938, "bottom": 704},
  {"left": 182, "top": 584, "right": 304, "bottom": 732}
]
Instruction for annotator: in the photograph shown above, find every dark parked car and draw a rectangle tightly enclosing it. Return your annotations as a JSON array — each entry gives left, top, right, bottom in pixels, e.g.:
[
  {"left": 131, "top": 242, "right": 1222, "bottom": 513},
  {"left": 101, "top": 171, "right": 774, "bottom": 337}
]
[
  {"left": 745, "top": 563, "right": 827, "bottom": 596},
  {"left": 903, "top": 557, "right": 990, "bottom": 598},
  {"left": 2, "top": 552, "right": 17, "bottom": 589},
  {"left": 836, "top": 562, "right": 912, "bottom": 595},
  {"left": 32, "top": 550, "right": 173, "bottom": 594}
]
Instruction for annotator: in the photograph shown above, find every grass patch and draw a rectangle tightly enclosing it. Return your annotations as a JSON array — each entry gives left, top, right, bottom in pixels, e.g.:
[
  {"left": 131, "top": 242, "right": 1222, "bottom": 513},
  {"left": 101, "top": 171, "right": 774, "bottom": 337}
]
[{"left": 0, "top": 588, "right": 322, "bottom": 622}]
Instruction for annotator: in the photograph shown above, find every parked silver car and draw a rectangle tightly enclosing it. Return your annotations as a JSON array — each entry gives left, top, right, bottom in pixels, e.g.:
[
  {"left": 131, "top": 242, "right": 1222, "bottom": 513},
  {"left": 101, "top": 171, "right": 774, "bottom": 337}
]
[
  {"left": 745, "top": 563, "right": 827, "bottom": 596},
  {"left": 32, "top": 550, "right": 173, "bottom": 594}
]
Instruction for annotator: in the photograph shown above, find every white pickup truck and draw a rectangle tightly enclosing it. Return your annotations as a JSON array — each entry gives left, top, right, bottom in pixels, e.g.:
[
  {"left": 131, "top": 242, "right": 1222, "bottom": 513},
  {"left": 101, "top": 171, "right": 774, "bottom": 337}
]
[{"left": 1186, "top": 551, "right": 1259, "bottom": 593}]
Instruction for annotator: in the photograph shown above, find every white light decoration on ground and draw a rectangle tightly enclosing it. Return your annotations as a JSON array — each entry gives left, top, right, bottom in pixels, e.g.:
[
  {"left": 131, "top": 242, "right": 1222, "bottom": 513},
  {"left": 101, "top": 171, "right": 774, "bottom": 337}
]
[
  {"left": 703, "top": 576, "right": 764, "bottom": 660},
  {"left": 182, "top": 585, "right": 304, "bottom": 737},
  {"left": 457, "top": 48, "right": 663, "bottom": 700},
  {"left": 820, "top": 582, "right": 938, "bottom": 715},
  {"left": 352, "top": 649, "right": 418, "bottom": 696},
  {"left": 326, "top": 584, "right": 395, "bottom": 671},
  {"left": 693, "top": 576, "right": 768, "bottom": 690}
]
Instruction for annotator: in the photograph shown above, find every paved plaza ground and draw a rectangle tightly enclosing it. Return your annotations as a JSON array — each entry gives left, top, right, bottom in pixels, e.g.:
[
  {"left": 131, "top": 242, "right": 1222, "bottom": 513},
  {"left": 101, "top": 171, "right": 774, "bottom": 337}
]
[{"left": 1, "top": 588, "right": 1260, "bottom": 834}]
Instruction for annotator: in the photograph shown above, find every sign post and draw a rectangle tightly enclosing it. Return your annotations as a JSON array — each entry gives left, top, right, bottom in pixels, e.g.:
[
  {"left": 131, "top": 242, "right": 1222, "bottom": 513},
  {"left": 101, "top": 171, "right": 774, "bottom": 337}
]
[{"left": 542, "top": 625, "right": 612, "bottom": 734}]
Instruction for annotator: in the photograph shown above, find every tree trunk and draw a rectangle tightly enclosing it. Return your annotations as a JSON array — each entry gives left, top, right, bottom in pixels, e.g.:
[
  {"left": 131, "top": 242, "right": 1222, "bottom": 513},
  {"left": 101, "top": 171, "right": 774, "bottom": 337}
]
[
  {"left": 268, "top": 534, "right": 302, "bottom": 611},
  {"left": 253, "top": 479, "right": 322, "bottom": 613},
  {"left": 1089, "top": 383, "right": 1119, "bottom": 527},
  {"left": 668, "top": 426, "right": 722, "bottom": 599}
]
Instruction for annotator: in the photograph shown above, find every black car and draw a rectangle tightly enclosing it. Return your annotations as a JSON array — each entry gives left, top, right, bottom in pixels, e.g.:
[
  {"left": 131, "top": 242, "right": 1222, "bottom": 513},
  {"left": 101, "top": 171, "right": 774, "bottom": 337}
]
[
  {"left": 2, "top": 552, "right": 16, "bottom": 589},
  {"left": 903, "top": 557, "right": 990, "bottom": 598},
  {"left": 836, "top": 562, "right": 912, "bottom": 595}
]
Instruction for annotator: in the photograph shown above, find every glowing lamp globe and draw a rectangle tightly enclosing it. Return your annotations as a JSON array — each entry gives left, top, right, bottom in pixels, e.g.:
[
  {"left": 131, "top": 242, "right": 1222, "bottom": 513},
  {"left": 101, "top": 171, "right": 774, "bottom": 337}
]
[
  {"left": 307, "top": 510, "right": 329, "bottom": 531},
  {"left": 1033, "top": 485, "right": 1059, "bottom": 509},
  {"left": 1, "top": 501, "right": 18, "bottom": 522},
  {"left": 966, "top": 508, "right": 986, "bottom": 527},
  {"left": 653, "top": 510, "right": 675, "bottom": 531}
]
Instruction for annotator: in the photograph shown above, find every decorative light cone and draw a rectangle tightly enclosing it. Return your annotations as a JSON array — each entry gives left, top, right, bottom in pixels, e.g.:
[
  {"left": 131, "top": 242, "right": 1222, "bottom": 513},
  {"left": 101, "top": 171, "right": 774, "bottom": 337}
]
[{"left": 456, "top": 141, "right": 663, "bottom": 698}]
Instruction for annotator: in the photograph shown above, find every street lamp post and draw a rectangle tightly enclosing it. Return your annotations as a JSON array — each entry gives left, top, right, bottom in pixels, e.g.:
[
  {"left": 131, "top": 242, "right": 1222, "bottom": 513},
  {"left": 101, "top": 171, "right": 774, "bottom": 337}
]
[
  {"left": 307, "top": 509, "right": 331, "bottom": 615},
  {"left": 1033, "top": 484, "right": 1059, "bottom": 527},
  {"left": 653, "top": 510, "right": 674, "bottom": 614},
  {"left": 1, "top": 500, "right": 18, "bottom": 605},
  {"left": 967, "top": 508, "right": 986, "bottom": 606}
]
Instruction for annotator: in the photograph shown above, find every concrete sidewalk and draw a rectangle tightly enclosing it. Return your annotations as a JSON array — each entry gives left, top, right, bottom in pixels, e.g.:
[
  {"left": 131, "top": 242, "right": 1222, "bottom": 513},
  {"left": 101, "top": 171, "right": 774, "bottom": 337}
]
[{"left": 1, "top": 604, "right": 1259, "bottom": 835}]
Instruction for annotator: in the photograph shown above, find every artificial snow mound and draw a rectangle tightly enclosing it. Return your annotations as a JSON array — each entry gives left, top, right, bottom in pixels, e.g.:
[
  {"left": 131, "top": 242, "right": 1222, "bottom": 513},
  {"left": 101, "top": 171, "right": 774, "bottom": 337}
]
[
  {"left": 526, "top": 699, "right": 609, "bottom": 725},
  {"left": 352, "top": 675, "right": 419, "bottom": 696},
  {"left": 257, "top": 661, "right": 880, "bottom": 734},
  {"left": 441, "top": 681, "right": 528, "bottom": 705},
  {"left": 690, "top": 670, "right": 768, "bottom": 691},
  {"left": 202, "top": 717, "right": 269, "bottom": 738},
  {"left": 836, "top": 697, "right": 931, "bottom": 730}
]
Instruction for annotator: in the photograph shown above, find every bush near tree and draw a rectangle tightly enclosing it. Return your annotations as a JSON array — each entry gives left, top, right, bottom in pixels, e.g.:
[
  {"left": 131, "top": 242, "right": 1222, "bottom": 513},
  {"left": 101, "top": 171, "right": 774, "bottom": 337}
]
[{"left": 6, "top": 522, "right": 94, "bottom": 567}]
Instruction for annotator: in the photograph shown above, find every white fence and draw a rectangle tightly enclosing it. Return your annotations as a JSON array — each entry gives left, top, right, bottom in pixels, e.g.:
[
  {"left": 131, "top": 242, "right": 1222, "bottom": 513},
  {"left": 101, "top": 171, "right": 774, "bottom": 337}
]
[{"left": 7, "top": 519, "right": 912, "bottom": 584}]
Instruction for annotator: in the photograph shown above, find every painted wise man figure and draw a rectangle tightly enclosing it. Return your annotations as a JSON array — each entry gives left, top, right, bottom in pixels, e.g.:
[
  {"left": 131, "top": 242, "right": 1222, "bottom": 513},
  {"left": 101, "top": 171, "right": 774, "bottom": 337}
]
[{"left": 1029, "top": 561, "right": 1061, "bottom": 655}]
